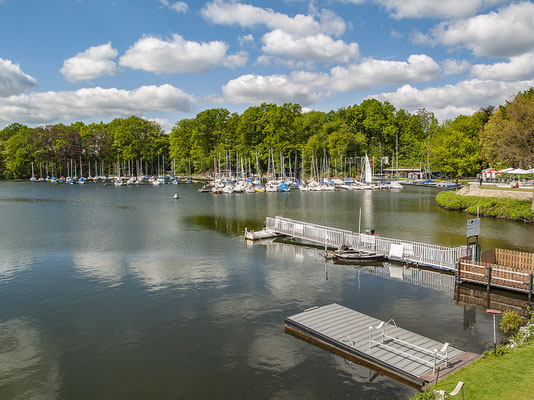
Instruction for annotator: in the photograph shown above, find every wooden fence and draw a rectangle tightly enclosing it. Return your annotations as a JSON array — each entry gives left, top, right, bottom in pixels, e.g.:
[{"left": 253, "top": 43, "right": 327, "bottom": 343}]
[
  {"left": 457, "top": 249, "right": 534, "bottom": 298},
  {"left": 265, "top": 216, "right": 469, "bottom": 271}
]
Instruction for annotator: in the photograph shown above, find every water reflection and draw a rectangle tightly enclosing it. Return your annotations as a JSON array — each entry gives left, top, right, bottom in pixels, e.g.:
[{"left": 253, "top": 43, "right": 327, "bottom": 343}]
[
  {"left": 247, "top": 326, "right": 307, "bottom": 372},
  {"left": 0, "top": 318, "right": 60, "bottom": 399},
  {"left": 364, "top": 263, "right": 456, "bottom": 296},
  {"left": 72, "top": 252, "right": 125, "bottom": 287},
  {"left": 129, "top": 254, "right": 230, "bottom": 291},
  {"left": 455, "top": 284, "right": 532, "bottom": 318},
  {"left": 0, "top": 253, "right": 32, "bottom": 281},
  {"left": 187, "top": 215, "right": 262, "bottom": 237}
]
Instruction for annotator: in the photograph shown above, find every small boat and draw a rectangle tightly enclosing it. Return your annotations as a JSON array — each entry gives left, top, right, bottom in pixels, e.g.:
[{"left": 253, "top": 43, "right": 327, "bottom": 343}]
[{"left": 331, "top": 245, "right": 385, "bottom": 263}]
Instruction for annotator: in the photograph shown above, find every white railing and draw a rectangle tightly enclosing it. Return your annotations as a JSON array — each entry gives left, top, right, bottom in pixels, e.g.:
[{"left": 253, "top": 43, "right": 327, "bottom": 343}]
[
  {"left": 368, "top": 320, "right": 449, "bottom": 374},
  {"left": 266, "top": 216, "right": 469, "bottom": 270}
]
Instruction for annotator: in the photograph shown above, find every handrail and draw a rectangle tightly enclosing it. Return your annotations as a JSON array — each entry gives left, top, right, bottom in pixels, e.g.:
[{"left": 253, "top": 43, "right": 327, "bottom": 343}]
[
  {"left": 266, "top": 216, "right": 469, "bottom": 270},
  {"left": 368, "top": 319, "right": 449, "bottom": 374}
]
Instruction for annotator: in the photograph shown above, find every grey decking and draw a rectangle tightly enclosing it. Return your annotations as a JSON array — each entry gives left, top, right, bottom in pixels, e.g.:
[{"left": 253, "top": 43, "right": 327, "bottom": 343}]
[{"left": 285, "top": 303, "right": 467, "bottom": 387}]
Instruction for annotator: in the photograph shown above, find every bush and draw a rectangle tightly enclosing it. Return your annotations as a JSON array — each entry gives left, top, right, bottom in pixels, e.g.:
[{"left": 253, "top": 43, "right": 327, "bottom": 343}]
[
  {"left": 500, "top": 311, "right": 522, "bottom": 335},
  {"left": 435, "top": 191, "right": 534, "bottom": 223}
]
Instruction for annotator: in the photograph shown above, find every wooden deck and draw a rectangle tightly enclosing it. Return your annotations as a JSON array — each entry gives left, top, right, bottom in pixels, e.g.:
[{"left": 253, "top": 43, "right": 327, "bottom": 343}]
[
  {"left": 457, "top": 249, "right": 534, "bottom": 299},
  {"left": 266, "top": 216, "right": 469, "bottom": 271},
  {"left": 285, "top": 303, "right": 478, "bottom": 390}
]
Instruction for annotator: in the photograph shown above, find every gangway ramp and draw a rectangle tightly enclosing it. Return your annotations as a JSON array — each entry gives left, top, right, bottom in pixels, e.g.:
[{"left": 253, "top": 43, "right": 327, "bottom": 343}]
[{"left": 284, "top": 303, "right": 478, "bottom": 389}]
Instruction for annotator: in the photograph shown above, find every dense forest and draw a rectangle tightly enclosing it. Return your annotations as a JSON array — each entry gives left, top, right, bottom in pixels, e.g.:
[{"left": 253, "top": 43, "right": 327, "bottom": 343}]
[{"left": 1, "top": 88, "right": 533, "bottom": 179}]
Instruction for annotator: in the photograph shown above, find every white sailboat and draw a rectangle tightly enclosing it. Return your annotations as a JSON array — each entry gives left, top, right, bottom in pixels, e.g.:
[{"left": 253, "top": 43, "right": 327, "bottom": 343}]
[{"left": 364, "top": 154, "right": 372, "bottom": 184}]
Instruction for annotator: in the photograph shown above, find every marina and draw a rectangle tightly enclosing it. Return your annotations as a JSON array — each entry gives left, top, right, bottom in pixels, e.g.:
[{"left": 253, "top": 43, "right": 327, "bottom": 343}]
[{"left": 0, "top": 182, "right": 532, "bottom": 399}]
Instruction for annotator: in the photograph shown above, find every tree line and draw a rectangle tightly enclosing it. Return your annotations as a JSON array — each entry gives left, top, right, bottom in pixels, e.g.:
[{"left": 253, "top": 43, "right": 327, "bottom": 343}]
[{"left": 1, "top": 89, "right": 532, "bottom": 179}]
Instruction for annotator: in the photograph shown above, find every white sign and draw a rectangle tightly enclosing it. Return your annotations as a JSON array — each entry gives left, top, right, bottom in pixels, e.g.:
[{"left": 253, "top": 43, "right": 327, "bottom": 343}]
[
  {"left": 389, "top": 244, "right": 404, "bottom": 260},
  {"left": 467, "top": 218, "right": 480, "bottom": 237}
]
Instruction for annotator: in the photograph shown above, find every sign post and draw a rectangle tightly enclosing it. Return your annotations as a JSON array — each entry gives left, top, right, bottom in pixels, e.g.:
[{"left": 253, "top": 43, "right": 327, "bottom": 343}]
[
  {"left": 487, "top": 309, "right": 502, "bottom": 354},
  {"left": 466, "top": 218, "right": 481, "bottom": 261}
]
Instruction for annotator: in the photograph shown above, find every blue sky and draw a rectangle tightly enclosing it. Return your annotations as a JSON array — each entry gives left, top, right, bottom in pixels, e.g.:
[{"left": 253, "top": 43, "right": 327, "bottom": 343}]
[{"left": 1, "top": 0, "right": 534, "bottom": 130}]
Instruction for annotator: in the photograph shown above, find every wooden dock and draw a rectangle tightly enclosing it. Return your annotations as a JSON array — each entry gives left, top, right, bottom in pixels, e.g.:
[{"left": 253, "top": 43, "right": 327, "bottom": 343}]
[
  {"left": 266, "top": 216, "right": 469, "bottom": 270},
  {"left": 285, "top": 303, "right": 478, "bottom": 390}
]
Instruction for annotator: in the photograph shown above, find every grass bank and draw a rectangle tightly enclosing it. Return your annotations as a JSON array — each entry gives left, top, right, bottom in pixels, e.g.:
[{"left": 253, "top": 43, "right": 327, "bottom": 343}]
[
  {"left": 413, "top": 312, "right": 534, "bottom": 400},
  {"left": 434, "top": 343, "right": 534, "bottom": 400},
  {"left": 436, "top": 191, "right": 534, "bottom": 223}
]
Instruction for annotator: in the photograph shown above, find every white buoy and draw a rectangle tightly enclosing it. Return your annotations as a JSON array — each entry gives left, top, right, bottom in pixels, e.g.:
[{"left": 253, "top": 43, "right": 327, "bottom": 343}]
[{"left": 173, "top": 193, "right": 179, "bottom": 199}]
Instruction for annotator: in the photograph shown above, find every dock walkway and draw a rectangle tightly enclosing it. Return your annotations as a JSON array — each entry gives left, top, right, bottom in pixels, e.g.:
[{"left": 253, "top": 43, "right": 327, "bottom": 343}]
[
  {"left": 285, "top": 303, "right": 478, "bottom": 389},
  {"left": 266, "top": 216, "right": 469, "bottom": 270}
]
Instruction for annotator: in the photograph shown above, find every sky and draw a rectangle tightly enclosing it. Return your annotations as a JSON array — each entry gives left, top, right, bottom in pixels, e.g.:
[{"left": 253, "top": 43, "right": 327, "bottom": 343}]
[{"left": 1, "top": 0, "right": 534, "bottom": 131}]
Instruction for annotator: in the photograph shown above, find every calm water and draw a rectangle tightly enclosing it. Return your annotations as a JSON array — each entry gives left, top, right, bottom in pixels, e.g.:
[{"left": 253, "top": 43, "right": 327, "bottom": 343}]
[{"left": 0, "top": 182, "right": 533, "bottom": 399}]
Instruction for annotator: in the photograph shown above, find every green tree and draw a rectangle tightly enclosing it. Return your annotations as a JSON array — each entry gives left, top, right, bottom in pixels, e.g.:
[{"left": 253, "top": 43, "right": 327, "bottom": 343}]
[
  {"left": 432, "top": 114, "right": 482, "bottom": 177},
  {"left": 481, "top": 88, "right": 534, "bottom": 168}
]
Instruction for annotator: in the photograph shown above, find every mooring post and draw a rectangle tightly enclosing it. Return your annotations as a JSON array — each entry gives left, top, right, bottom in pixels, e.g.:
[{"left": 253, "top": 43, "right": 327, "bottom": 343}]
[
  {"left": 456, "top": 261, "right": 461, "bottom": 284},
  {"left": 487, "top": 266, "right": 492, "bottom": 290}
]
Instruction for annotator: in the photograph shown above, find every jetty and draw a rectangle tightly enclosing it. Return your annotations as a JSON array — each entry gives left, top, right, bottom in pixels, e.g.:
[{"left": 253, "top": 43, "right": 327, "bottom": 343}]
[
  {"left": 263, "top": 216, "right": 469, "bottom": 270},
  {"left": 285, "top": 303, "right": 478, "bottom": 390}
]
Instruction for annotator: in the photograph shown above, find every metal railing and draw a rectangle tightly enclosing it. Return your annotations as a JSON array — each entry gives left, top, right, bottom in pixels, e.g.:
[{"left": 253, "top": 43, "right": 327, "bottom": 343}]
[
  {"left": 368, "top": 320, "right": 449, "bottom": 374},
  {"left": 266, "top": 216, "right": 469, "bottom": 270}
]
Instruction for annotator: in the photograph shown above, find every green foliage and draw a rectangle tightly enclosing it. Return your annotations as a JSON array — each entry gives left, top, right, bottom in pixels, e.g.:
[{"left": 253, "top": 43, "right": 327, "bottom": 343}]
[
  {"left": 410, "top": 389, "right": 438, "bottom": 400},
  {"left": 500, "top": 311, "right": 523, "bottom": 335},
  {"left": 436, "top": 191, "right": 534, "bottom": 223},
  {"left": 431, "top": 113, "right": 483, "bottom": 177},
  {"left": 481, "top": 88, "right": 534, "bottom": 168},
  {"left": 6, "top": 87, "right": 533, "bottom": 179}
]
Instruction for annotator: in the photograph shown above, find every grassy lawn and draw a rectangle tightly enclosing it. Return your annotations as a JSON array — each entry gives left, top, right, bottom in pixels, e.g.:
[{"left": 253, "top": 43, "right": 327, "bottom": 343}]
[{"left": 425, "top": 342, "right": 534, "bottom": 399}]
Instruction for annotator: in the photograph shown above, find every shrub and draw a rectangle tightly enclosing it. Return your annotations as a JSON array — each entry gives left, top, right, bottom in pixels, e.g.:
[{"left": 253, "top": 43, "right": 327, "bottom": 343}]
[{"left": 500, "top": 310, "right": 522, "bottom": 335}]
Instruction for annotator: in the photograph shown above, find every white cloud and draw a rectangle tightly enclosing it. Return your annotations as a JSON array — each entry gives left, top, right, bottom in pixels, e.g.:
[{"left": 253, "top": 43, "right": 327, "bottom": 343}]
[
  {"left": 329, "top": 54, "right": 441, "bottom": 92},
  {"left": 222, "top": 54, "right": 441, "bottom": 105},
  {"left": 0, "top": 84, "right": 194, "bottom": 124},
  {"left": 442, "top": 59, "right": 471, "bottom": 75},
  {"left": 60, "top": 43, "right": 121, "bottom": 83},
  {"left": 221, "top": 72, "right": 328, "bottom": 105},
  {"left": 0, "top": 58, "right": 37, "bottom": 97},
  {"left": 159, "top": 0, "right": 189, "bottom": 13},
  {"left": 261, "top": 29, "right": 359, "bottom": 63},
  {"left": 238, "top": 34, "right": 254, "bottom": 46},
  {"left": 119, "top": 34, "right": 229, "bottom": 74},
  {"left": 147, "top": 117, "right": 173, "bottom": 133},
  {"left": 471, "top": 52, "right": 534, "bottom": 81},
  {"left": 222, "top": 51, "right": 248, "bottom": 68},
  {"left": 338, "top": 0, "right": 508, "bottom": 19},
  {"left": 201, "top": 1, "right": 345, "bottom": 36},
  {"left": 369, "top": 79, "right": 534, "bottom": 119},
  {"left": 375, "top": 0, "right": 486, "bottom": 19},
  {"left": 432, "top": 2, "right": 534, "bottom": 57}
]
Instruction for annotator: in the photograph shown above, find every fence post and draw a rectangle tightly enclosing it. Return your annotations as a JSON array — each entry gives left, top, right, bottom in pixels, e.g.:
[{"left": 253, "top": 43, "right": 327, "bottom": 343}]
[
  {"left": 529, "top": 274, "right": 533, "bottom": 302},
  {"left": 487, "top": 266, "right": 492, "bottom": 290}
]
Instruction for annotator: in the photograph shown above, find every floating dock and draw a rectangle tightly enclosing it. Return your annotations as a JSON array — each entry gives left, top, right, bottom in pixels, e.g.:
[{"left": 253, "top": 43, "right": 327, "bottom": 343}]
[
  {"left": 285, "top": 303, "right": 478, "bottom": 390},
  {"left": 264, "top": 216, "right": 469, "bottom": 270}
]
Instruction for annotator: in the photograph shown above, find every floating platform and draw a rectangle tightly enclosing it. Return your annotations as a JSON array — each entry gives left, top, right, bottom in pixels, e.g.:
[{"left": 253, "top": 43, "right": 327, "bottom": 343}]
[
  {"left": 244, "top": 228, "right": 281, "bottom": 241},
  {"left": 284, "top": 303, "right": 478, "bottom": 390}
]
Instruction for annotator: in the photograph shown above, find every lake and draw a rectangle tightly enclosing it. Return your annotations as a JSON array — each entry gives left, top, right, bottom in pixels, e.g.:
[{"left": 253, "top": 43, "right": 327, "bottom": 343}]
[{"left": 0, "top": 182, "right": 533, "bottom": 399}]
